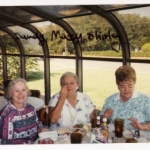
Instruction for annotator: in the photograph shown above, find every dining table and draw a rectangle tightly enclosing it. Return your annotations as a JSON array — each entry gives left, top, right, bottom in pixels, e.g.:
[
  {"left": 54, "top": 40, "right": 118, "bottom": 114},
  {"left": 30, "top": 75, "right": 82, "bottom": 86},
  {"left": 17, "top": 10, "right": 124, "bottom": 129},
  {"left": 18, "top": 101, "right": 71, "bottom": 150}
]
[{"left": 34, "top": 124, "right": 150, "bottom": 144}]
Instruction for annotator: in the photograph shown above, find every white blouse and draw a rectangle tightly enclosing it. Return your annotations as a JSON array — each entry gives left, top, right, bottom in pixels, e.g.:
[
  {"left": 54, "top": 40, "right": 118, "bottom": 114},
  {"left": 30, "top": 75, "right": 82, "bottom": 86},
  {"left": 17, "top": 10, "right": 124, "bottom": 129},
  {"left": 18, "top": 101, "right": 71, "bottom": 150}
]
[{"left": 48, "top": 91, "right": 95, "bottom": 130}]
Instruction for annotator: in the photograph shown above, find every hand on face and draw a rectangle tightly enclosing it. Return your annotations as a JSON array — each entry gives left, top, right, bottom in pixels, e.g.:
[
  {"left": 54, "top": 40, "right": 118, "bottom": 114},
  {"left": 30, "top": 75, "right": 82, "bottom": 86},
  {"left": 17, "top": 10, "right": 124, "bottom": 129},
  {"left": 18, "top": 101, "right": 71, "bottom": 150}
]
[
  {"left": 59, "top": 85, "right": 68, "bottom": 99},
  {"left": 60, "top": 75, "right": 78, "bottom": 98},
  {"left": 103, "top": 108, "right": 113, "bottom": 118}
]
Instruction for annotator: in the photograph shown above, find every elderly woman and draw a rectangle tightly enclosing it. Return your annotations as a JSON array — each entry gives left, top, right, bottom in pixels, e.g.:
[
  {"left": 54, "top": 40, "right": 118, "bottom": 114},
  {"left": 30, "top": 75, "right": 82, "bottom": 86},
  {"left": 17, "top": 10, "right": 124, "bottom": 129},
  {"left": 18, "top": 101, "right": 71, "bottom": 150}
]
[
  {"left": 0, "top": 78, "right": 48, "bottom": 144},
  {"left": 48, "top": 72, "right": 96, "bottom": 130},
  {"left": 100, "top": 66, "right": 150, "bottom": 130}
]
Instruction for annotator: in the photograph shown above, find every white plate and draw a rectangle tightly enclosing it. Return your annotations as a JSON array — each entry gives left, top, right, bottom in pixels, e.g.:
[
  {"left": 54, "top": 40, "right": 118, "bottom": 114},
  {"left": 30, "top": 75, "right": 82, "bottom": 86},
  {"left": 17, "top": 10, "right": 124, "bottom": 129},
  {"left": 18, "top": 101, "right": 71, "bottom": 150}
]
[
  {"left": 123, "top": 130, "right": 146, "bottom": 139},
  {"left": 70, "top": 127, "right": 87, "bottom": 136},
  {"left": 72, "top": 123, "right": 91, "bottom": 132},
  {"left": 57, "top": 127, "right": 71, "bottom": 135},
  {"left": 39, "top": 131, "right": 58, "bottom": 141},
  {"left": 82, "top": 123, "right": 91, "bottom": 132}
]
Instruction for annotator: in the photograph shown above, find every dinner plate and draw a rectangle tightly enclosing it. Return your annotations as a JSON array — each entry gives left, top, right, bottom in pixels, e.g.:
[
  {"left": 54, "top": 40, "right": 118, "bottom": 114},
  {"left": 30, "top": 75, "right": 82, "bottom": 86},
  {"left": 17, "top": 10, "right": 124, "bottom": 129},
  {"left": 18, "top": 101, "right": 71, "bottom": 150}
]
[
  {"left": 123, "top": 130, "right": 146, "bottom": 139},
  {"left": 39, "top": 131, "right": 58, "bottom": 141},
  {"left": 70, "top": 127, "right": 87, "bottom": 136},
  {"left": 57, "top": 127, "right": 71, "bottom": 135},
  {"left": 73, "top": 123, "right": 91, "bottom": 132},
  {"left": 82, "top": 123, "right": 91, "bottom": 132}
]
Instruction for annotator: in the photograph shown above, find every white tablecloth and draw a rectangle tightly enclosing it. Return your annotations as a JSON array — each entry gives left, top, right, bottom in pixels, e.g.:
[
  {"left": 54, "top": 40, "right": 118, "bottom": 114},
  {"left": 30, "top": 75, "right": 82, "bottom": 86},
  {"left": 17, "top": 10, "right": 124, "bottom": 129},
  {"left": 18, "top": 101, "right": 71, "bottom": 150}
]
[{"left": 34, "top": 124, "right": 150, "bottom": 144}]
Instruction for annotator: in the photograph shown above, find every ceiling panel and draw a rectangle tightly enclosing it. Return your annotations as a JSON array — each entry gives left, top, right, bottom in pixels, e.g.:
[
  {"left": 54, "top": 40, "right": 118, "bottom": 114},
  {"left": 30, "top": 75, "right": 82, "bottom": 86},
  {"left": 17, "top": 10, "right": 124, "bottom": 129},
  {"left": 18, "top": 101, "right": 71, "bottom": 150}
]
[
  {"left": 0, "top": 6, "right": 44, "bottom": 24},
  {"left": 0, "top": 5, "right": 150, "bottom": 28},
  {"left": 33, "top": 5, "right": 91, "bottom": 18}
]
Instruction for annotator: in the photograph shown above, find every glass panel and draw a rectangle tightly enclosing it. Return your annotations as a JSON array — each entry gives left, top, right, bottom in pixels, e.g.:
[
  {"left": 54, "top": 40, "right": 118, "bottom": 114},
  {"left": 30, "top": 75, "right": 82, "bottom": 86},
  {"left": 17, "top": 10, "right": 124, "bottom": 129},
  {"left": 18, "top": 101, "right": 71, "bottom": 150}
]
[
  {"left": 101, "top": 4, "right": 139, "bottom": 10},
  {"left": 50, "top": 58, "right": 75, "bottom": 96},
  {"left": 9, "top": 26, "right": 44, "bottom": 55},
  {"left": 0, "top": 31, "right": 19, "bottom": 54},
  {"left": 65, "top": 14, "right": 121, "bottom": 58},
  {"left": 26, "top": 57, "right": 45, "bottom": 100},
  {"left": 0, "top": 19, "right": 13, "bottom": 27},
  {"left": 7, "top": 56, "right": 21, "bottom": 79},
  {"left": 83, "top": 60, "right": 121, "bottom": 110},
  {"left": 34, "top": 5, "right": 90, "bottom": 18},
  {"left": 131, "top": 63, "right": 150, "bottom": 97},
  {"left": 0, "top": 6, "right": 44, "bottom": 23},
  {"left": 116, "top": 6, "right": 150, "bottom": 59},
  {"left": 32, "top": 21, "right": 75, "bottom": 56}
]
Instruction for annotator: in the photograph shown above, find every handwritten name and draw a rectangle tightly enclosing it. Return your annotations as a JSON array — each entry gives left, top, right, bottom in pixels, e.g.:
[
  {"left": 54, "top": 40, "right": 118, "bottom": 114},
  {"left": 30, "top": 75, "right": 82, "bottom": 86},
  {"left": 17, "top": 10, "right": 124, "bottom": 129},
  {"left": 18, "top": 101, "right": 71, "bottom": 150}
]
[
  {"left": 15, "top": 29, "right": 120, "bottom": 52},
  {"left": 15, "top": 32, "right": 47, "bottom": 46},
  {"left": 51, "top": 30, "right": 118, "bottom": 43}
]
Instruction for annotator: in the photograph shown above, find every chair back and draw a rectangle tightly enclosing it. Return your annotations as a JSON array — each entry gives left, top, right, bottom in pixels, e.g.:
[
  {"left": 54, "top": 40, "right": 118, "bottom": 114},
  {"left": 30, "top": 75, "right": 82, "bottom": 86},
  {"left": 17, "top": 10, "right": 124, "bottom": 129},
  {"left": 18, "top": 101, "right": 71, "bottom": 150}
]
[
  {"left": 25, "top": 96, "right": 45, "bottom": 111},
  {"left": 0, "top": 96, "right": 7, "bottom": 110},
  {"left": 0, "top": 96, "right": 45, "bottom": 111}
]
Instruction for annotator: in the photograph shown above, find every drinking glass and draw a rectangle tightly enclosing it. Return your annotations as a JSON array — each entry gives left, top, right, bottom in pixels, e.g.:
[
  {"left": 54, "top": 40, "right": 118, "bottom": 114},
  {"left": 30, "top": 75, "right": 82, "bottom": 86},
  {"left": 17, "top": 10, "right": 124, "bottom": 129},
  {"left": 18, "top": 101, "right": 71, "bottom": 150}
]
[
  {"left": 70, "top": 133, "right": 83, "bottom": 144},
  {"left": 114, "top": 118, "right": 124, "bottom": 138}
]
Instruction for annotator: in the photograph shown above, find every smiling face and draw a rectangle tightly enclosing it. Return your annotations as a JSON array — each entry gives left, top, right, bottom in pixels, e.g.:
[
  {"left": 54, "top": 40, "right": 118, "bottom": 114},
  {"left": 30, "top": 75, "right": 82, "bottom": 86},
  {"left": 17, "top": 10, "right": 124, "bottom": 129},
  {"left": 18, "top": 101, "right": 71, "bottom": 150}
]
[
  {"left": 118, "top": 79, "right": 135, "bottom": 101},
  {"left": 11, "top": 81, "right": 28, "bottom": 105}
]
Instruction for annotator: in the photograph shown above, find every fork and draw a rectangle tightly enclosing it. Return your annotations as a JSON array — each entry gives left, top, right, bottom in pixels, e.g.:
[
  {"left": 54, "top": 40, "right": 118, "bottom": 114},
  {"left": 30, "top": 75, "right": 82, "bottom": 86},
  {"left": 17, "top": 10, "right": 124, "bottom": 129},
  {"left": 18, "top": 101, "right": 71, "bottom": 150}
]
[
  {"left": 134, "top": 130, "right": 140, "bottom": 138},
  {"left": 129, "top": 129, "right": 140, "bottom": 139}
]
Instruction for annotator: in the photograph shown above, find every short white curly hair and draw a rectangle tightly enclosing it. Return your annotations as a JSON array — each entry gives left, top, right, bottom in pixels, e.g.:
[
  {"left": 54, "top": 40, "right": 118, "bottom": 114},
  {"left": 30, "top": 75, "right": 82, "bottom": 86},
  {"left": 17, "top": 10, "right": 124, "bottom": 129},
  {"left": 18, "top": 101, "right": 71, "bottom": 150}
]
[
  {"left": 5, "top": 78, "right": 31, "bottom": 100},
  {"left": 60, "top": 72, "right": 79, "bottom": 86}
]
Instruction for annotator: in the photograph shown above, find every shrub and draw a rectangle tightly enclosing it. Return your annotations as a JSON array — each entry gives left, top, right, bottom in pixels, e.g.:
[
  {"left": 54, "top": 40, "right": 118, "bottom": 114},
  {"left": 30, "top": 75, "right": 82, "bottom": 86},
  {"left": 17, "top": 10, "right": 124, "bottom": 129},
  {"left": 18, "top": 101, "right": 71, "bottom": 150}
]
[
  {"left": 141, "top": 43, "right": 150, "bottom": 53},
  {"left": 26, "top": 71, "right": 44, "bottom": 81}
]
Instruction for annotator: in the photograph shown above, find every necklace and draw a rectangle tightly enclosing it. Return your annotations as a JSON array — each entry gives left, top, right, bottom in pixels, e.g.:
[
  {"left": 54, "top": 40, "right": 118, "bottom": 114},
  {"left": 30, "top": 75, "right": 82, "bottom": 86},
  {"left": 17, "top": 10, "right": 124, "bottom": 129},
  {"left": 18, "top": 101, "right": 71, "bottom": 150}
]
[
  {"left": 67, "top": 94, "right": 78, "bottom": 123},
  {"left": 68, "top": 105, "right": 77, "bottom": 123}
]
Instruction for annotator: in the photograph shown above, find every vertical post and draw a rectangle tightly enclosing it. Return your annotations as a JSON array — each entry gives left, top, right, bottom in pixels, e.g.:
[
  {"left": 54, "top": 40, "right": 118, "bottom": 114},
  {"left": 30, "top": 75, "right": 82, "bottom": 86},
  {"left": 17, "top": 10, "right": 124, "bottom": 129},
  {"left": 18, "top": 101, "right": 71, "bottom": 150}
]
[{"left": 64, "top": 31, "right": 67, "bottom": 56}]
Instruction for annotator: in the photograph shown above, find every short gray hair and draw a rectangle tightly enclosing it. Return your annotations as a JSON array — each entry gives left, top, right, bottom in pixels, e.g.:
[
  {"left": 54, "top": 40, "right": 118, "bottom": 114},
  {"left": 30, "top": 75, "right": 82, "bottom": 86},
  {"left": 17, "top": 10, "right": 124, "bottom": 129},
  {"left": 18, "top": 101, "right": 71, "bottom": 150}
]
[
  {"left": 5, "top": 78, "right": 31, "bottom": 100},
  {"left": 60, "top": 72, "right": 79, "bottom": 86}
]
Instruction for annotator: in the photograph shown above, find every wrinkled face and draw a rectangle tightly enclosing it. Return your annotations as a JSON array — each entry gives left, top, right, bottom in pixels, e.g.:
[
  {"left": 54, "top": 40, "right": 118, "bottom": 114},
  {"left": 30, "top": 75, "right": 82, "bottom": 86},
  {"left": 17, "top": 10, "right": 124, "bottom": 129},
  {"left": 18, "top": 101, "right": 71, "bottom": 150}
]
[
  {"left": 62, "top": 75, "right": 78, "bottom": 93},
  {"left": 12, "top": 81, "right": 28, "bottom": 104},
  {"left": 118, "top": 79, "right": 135, "bottom": 101}
]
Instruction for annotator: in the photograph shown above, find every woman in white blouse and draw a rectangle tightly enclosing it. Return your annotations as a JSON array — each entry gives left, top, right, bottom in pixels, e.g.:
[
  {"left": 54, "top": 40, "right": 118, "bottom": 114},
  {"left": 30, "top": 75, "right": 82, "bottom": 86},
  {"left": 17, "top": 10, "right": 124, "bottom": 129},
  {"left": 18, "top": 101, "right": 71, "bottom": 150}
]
[{"left": 48, "top": 72, "right": 96, "bottom": 130}]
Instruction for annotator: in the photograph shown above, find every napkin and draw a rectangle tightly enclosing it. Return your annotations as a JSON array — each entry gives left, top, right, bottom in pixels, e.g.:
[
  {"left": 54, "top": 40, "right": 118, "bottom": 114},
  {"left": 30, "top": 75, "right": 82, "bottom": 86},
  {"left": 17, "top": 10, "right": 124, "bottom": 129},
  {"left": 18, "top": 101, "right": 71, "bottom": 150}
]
[{"left": 39, "top": 131, "right": 58, "bottom": 141}]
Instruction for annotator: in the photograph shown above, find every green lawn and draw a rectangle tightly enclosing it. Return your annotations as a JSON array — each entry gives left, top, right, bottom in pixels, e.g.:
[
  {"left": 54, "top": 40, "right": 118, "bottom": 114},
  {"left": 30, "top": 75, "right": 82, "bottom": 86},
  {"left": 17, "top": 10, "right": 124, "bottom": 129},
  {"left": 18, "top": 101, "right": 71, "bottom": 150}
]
[{"left": 27, "top": 68, "right": 150, "bottom": 110}]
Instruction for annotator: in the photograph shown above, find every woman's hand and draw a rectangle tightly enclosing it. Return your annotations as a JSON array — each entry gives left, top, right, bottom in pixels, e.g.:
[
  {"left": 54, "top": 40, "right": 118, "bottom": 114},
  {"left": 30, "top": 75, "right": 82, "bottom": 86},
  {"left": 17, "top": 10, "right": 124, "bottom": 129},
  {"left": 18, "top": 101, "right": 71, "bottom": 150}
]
[
  {"left": 129, "top": 118, "right": 144, "bottom": 130},
  {"left": 59, "top": 85, "right": 68, "bottom": 99},
  {"left": 103, "top": 108, "right": 113, "bottom": 118}
]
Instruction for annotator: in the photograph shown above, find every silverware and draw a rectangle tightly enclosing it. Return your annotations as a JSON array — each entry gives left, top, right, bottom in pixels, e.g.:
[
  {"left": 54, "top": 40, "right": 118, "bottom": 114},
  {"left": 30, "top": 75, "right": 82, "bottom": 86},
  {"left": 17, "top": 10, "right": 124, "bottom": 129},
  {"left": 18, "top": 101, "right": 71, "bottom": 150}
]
[
  {"left": 129, "top": 129, "right": 134, "bottom": 138},
  {"left": 134, "top": 130, "right": 140, "bottom": 138},
  {"left": 129, "top": 129, "right": 140, "bottom": 139}
]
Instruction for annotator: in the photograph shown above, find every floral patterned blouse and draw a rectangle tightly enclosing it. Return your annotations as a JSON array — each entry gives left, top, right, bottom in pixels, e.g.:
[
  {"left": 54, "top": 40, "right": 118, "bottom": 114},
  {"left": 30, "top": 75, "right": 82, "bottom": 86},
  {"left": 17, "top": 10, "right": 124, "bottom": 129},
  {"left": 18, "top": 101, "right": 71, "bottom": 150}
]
[
  {"left": 48, "top": 91, "right": 95, "bottom": 130},
  {"left": 0, "top": 102, "right": 43, "bottom": 144},
  {"left": 100, "top": 91, "right": 150, "bottom": 129}
]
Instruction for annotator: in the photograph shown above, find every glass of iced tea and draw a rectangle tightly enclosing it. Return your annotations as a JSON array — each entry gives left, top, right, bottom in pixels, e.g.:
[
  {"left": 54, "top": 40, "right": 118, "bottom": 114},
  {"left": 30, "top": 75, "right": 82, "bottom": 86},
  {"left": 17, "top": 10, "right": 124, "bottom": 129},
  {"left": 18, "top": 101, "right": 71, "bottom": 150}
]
[{"left": 114, "top": 118, "right": 124, "bottom": 138}]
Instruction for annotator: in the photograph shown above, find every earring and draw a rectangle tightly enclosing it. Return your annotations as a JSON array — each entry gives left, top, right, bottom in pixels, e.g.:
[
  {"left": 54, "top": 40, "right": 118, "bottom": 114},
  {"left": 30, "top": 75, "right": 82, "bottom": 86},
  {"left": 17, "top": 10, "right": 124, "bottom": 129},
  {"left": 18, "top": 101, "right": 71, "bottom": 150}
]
[{"left": 76, "top": 87, "right": 78, "bottom": 90}]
